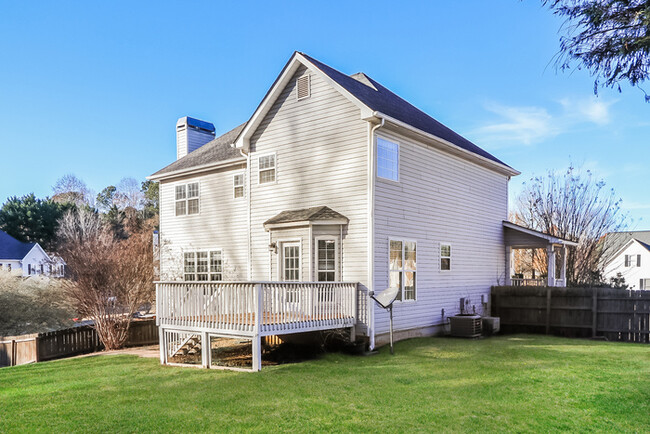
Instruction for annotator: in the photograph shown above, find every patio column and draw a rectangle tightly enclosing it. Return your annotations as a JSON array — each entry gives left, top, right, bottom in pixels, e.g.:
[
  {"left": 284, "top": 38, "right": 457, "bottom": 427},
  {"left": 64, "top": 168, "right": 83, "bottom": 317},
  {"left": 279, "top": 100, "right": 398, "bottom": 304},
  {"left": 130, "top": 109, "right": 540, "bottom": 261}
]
[
  {"left": 560, "top": 245, "right": 567, "bottom": 287},
  {"left": 547, "top": 245, "right": 556, "bottom": 287},
  {"left": 505, "top": 246, "right": 512, "bottom": 285}
]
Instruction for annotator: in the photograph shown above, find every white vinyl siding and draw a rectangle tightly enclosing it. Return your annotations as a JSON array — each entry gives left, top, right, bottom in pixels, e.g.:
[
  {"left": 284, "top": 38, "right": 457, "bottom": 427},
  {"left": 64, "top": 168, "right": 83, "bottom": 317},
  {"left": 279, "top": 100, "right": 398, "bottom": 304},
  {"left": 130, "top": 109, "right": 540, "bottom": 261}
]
[
  {"left": 249, "top": 65, "right": 369, "bottom": 333},
  {"left": 377, "top": 137, "right": 399, "bottom": 181},
  {"left": 158, "top": 164, "right": 248, "bottom": 281},
  {"left": 374, "top": 128, "right": 509, "bottom": 336}
]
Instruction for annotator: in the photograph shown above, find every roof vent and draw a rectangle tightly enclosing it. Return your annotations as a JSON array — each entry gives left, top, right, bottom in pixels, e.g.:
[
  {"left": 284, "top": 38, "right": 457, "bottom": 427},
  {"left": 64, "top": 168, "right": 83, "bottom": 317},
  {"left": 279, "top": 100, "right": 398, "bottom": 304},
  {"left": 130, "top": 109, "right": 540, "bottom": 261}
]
[{"left": 296, "top": 74, "right": 310, "bottom": 100}]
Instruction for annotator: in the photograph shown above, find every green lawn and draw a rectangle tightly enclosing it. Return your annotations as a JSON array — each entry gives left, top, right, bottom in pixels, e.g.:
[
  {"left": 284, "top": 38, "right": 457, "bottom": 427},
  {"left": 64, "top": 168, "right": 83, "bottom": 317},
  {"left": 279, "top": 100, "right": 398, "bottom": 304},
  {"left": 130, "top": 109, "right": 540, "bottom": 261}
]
[{"left": 1, "top": 335, "right": 649, "bottom": 433}]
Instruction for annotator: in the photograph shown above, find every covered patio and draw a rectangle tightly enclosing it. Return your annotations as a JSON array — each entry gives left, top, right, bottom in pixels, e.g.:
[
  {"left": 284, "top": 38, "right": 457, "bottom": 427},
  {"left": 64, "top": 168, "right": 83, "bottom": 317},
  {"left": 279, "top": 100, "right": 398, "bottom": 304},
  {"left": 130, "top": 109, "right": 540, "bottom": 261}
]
[{"left": 503, "top": 221, "right": 578, "bottom": 287}]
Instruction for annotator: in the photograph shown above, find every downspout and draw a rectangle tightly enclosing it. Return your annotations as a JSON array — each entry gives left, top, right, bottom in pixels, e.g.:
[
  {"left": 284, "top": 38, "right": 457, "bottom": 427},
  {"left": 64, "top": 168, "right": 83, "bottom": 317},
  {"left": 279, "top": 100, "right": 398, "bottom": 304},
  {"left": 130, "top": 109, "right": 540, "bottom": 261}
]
[
  {"left": 240, "top": 149, "right": 252, "bottom": 281},
  {"left": 368, "top": 117, "right": 384, "bottom": 351}
]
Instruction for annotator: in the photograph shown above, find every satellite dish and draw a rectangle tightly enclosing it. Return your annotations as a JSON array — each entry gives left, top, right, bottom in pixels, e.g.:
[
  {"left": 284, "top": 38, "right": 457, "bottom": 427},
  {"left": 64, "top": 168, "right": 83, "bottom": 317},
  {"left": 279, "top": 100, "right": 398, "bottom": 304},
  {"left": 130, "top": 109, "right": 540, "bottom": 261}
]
[{"left": 370, "top": 286, "right": 400, "bottom": 355}]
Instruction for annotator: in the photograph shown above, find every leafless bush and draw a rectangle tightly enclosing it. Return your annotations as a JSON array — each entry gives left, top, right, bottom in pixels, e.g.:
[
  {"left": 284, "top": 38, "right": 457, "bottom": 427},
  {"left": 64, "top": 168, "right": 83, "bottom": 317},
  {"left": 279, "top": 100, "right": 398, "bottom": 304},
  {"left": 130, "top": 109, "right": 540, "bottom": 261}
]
[{"left": 57, "top": 208, "right": 154, "bottom": 349}]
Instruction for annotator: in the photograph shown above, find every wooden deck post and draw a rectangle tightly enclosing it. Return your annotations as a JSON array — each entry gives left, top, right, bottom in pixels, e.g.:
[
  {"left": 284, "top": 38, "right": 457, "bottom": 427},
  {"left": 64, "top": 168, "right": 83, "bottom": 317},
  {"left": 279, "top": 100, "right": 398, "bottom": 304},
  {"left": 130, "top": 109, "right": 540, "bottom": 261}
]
[
  {"left": 252, "top": 284, "right": 263, "bottom": 372},
  {"left": 201, "top": 331, "right": 210, "bottom": 368},
  {"left": 505, "top": 246, "right": 512, "bottom": 286},
  {"left": 159, "top": 328, "right": 166, "bottom": 365}
]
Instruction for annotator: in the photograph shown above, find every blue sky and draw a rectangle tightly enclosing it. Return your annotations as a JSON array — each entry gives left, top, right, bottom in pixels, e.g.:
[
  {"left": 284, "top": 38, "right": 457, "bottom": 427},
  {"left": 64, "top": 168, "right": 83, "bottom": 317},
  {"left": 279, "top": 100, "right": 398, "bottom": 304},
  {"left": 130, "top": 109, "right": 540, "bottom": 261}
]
[{"left": 0, "top": 1, "right": 647, "bottom": 226}]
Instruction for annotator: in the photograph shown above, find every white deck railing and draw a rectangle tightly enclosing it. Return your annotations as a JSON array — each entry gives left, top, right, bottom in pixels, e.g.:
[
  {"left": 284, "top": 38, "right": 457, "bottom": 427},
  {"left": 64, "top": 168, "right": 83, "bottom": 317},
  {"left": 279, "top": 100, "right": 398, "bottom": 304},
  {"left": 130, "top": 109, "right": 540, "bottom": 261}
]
[
  {"left": 156, "top": 281, "right": 358, "bottom": 336},
  {"left": 511, "top": 278, "right": 547, "bottom": 287}
]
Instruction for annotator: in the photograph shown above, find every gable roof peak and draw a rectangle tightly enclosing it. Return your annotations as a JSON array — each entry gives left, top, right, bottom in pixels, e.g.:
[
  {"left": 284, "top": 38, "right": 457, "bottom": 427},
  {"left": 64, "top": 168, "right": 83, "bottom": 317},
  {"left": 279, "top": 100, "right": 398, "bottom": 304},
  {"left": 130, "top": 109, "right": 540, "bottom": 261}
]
[{"left": 349, "top": 72, "right": 378, "bottom": 91}]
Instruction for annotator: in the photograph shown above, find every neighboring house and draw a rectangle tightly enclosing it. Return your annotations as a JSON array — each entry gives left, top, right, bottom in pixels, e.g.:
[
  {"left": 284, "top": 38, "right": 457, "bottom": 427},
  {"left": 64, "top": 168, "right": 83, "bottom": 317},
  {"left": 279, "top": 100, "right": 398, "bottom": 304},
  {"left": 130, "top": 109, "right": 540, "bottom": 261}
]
[
  {"left": 149, "top": 52, "right": 573, "bottom": 370},
  {"left": 602, "top": 231, "right": 650, "bottom": 289},
  {"left": 0, "top": 230, "right": 65, "bottom": 277}
]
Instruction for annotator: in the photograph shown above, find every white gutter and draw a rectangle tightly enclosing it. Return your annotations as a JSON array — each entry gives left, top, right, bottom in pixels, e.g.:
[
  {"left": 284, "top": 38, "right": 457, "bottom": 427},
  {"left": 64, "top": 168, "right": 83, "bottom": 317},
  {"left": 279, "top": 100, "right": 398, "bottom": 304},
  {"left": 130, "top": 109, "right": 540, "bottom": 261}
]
[
  {"left": 147, "top": 156, "right": 247, "bottom": 181},
  {"left": 240, "top": 149, "right": 253, "bottom": 281},
  {"left": 372, "top": 111, "right": 520, "bottom": 177},
  {"left": 367, "top": 117, "right": 384, "bottom": 351}
]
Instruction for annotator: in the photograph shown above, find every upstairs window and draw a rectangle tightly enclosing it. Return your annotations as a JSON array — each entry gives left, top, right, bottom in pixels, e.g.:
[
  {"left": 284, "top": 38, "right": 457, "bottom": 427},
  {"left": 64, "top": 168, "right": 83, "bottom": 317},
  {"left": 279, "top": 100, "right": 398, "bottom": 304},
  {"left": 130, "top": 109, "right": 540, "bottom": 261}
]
[
  {"left": 389, "top": 239, "right": 416, "bottom": 301},
  {"left": 175, "top": 182, "right": 199, "bottom": 216},
  {"left": 625, "top": 254, "right": 641, "bottom": 267},
  {"left": 440, "top": 243, "right": 452, "bottom": 271},
  {"left": 377, "top": 137, "right": 399, "bottom": 181},
  {"left": 233, "top": 174, "right": 244, "bottom": 198},
  {"left": 184, "top": 250, "right": 222, "bottom": 281},
  {"left": 258, "top": 154, "right": 276, "bottom": 184}
]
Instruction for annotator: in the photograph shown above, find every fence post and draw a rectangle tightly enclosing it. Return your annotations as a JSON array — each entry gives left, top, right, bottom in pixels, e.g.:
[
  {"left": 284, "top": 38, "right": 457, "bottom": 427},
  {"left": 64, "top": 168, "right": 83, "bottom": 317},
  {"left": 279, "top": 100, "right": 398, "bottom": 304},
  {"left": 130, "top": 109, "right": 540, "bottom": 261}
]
[
  {"left": 34, "top": 335, "right": 41, "bottom": 362},
  {"left": 592, "top": 289, "right": 598, "bottom": 338},
  {"left": 11, "top": 339, "right": 16, "bottom": 367},
  {"left": 545, "top": 288, "right": 552, "bottom": 335}
]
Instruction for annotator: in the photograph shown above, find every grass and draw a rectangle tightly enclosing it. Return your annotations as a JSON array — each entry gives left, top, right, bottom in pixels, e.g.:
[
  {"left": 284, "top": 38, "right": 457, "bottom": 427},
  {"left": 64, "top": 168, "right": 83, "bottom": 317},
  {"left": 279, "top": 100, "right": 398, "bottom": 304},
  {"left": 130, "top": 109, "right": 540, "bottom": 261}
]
[{"left": 1, "top": 335, "right": 649, "bottom": 433}]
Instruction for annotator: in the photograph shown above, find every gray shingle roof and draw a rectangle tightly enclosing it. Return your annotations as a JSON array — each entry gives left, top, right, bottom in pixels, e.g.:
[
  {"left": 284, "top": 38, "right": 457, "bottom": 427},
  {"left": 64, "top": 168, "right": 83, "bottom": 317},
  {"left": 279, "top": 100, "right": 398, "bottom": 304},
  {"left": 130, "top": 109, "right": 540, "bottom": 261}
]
[
  {"left": 602, "top": 231, "right": 650, "bottom": 261},
  {"left": 264, "top": 206, "right": 349, "bottom": 226},
  {"left": 0, "top": 230, "right": 36, "bottom": 260},
  {"left": 300, "top": 53, "right": 512, "bottom": 169},
  {"left": 150, "top": 122, "right": 246, "bottom": 178}
]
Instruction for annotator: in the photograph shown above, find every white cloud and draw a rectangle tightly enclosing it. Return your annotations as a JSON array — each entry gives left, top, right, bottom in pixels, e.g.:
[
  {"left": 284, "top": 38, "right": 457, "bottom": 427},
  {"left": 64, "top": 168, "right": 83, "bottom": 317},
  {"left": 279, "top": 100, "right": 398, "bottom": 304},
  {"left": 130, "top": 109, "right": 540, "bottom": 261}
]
[{"left": 471, "top": 97, "right": 615, "bottom": 148}]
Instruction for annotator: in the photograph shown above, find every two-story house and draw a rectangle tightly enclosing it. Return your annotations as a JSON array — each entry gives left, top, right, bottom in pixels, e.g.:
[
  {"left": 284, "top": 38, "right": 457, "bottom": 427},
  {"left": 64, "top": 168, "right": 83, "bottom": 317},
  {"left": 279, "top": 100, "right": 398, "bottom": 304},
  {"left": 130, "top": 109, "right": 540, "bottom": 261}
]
[
  {"left": 602, "top": 231, "right": 650, "bottom": 289},
  {"left": 149, "top": 52, "right": 573, "bottom": 371}
]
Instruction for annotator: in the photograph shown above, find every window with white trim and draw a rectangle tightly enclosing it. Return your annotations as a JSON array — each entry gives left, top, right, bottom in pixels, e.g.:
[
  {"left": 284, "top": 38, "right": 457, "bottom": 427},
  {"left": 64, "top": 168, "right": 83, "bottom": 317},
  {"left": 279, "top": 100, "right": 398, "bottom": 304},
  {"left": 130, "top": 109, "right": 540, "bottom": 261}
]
[
  {"left": 283, "top": 243, "right": 300, "bottom": 281},
  {"left": 258, "top": 154, "right": 276, "bottom": 184},
  {"left": 317, "top": 239, "right": 336, "bottom": 282},
  {"left": 440, "top": 243, "right": 451, "bottom": 271},
  {"left": 183, "top": 250, "right": 222, "bottom": 281},
  {"left": 233, "top": 174, "right": 244, "bottom": 198},
  {"left": 625, "top": 254, "right": 641, "bottom": 267},
  {"left": 175, "top": 182, "right": 199, "bottom": 216},
  {"left": 377, "top": 137, "right": 399, "bottom": 181},
  {"left": 389, "top": 239, "right": 416, "bottom": 301},
  {"left": 640, "top": 278, "right": 650, "bottom": 290}
]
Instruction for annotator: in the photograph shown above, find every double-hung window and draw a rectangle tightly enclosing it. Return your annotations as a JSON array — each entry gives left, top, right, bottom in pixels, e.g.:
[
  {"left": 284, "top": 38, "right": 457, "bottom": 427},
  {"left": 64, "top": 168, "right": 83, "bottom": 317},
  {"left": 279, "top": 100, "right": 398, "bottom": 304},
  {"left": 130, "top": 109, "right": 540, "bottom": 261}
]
[
  {"left": 175, "top": 182, "right": 199, "bottom": 216},
  {"left": 440, "top": 243, "right": 452, "bottom": 271},
  {"left": 317, "top": 239, "right": 337, "bottom": 282},
  {"left": 233, "top": 174, "right": 244, "bottom": 198},
  {"left": 184, "top": 250, "right": 222, "bottom": 281},
  {"left": 258, "top": 154, "right": 276, "bottom": 184},
  {"left": 389, "top": 240, "right": 416, "bottom": 301},
  {"left": 377, "top": 137, "right": 399, "bottom": 181}
]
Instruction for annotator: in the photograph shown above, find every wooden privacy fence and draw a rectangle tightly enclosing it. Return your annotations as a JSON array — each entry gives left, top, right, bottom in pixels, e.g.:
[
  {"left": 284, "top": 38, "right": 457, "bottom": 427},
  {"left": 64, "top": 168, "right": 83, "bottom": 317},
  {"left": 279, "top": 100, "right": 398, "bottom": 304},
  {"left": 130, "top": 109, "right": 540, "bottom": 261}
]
[
  {"left": 492, "top": 286, "right": 650, "bottom": 343},
  {"left": 0, "top": 318, "right": 158, "bottom": 368}
]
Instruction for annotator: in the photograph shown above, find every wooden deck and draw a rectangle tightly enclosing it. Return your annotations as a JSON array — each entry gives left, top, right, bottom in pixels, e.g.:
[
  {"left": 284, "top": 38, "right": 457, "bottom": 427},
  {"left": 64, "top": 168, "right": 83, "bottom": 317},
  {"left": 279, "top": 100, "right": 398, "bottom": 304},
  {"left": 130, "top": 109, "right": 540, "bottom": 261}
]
[{"left": 156, "top": 281, "right": 358, "bottom": 371}]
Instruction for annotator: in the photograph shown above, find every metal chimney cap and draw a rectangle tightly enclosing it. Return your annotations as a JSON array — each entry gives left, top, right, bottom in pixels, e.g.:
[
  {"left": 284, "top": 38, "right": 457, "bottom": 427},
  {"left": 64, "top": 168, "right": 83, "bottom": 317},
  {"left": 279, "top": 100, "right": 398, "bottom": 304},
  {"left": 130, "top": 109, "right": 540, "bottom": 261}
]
[{"left": 176, "top": 116, "right": 215, "bottom": 133}]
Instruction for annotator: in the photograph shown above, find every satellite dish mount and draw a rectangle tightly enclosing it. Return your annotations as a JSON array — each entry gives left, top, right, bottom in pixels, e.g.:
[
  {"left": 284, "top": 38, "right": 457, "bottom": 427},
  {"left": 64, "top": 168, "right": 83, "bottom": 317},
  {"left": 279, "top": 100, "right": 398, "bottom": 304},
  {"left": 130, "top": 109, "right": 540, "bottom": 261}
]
[{"left": 370, "top": 286, "right": 400, "bottom": 355}]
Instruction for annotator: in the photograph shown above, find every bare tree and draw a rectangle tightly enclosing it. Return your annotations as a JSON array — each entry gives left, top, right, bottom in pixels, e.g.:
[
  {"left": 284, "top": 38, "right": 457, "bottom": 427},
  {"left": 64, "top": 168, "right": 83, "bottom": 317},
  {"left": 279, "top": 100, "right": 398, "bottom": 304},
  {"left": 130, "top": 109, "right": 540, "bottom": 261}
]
[
  {"left": 515, "top": 165, "right": 626, "bottom": 286},
  {"left": 114, "top": 177, "right": 145, "bottom": 210},
  {"left": 52, "top": 174, "right": 92, "bottom": 206},
  {"left": 57, "top": 208, "right": 154, "bottom": 349}
]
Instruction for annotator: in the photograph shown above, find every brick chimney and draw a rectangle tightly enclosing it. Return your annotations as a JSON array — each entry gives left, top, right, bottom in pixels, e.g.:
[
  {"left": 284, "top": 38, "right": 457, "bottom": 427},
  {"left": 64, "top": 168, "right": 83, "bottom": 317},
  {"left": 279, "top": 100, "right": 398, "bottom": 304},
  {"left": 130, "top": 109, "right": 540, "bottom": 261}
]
[{"left": 176, "top": 117, "right": 215, "bottom": 160}]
